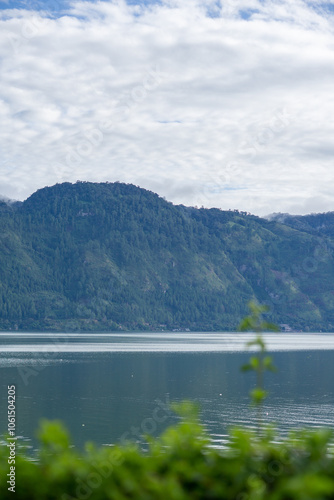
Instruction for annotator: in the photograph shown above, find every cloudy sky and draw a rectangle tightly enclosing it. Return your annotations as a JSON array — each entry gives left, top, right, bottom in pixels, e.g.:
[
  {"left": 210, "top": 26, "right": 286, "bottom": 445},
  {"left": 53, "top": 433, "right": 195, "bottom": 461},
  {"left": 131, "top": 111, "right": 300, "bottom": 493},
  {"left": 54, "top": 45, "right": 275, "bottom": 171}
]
[{"left": 1, "top": 0, "right": 334, "bottom": 215}]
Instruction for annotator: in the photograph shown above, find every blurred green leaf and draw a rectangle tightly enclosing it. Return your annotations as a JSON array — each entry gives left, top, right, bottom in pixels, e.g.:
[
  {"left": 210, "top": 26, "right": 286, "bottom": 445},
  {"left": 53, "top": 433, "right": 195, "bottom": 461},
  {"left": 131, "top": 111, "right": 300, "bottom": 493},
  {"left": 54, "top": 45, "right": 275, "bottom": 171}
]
[
  {"left": 250, "top": 388, "right": 268, "bottom": 405},
  {"left": 0, "top": 413, "right": 333, "bottom": 499}
]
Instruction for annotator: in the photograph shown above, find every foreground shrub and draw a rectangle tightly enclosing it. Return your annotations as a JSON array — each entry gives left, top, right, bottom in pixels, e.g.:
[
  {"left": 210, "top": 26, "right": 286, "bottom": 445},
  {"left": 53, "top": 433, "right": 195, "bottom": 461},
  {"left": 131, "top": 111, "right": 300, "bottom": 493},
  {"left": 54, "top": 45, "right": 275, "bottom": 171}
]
[{"left": 0, "top": 402, "right": 333, "bottom": 500}]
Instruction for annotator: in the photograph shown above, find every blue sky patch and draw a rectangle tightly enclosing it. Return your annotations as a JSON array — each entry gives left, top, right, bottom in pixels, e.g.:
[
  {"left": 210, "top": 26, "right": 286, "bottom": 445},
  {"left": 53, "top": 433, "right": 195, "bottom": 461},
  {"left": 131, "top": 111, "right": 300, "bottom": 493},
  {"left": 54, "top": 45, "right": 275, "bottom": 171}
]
[
  {"left": 0, "top": 0, "right": 162, "bottom": 12},
  {"left": 1, "top": 0, "right": 333, "bottom": 20},
  {"left": 239, "top": 9, "right": 260, "bottom": 21},
  {"left": 0, "top": 0, "right": 69, "bottom": 13}
]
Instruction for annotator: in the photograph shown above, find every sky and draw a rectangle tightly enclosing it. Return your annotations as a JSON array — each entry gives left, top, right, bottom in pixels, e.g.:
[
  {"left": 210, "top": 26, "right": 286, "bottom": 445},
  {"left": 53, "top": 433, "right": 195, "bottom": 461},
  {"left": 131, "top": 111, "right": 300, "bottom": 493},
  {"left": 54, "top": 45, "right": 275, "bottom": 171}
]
[{"left": 1, "top": 0, "right": 334, "bottom": 215}]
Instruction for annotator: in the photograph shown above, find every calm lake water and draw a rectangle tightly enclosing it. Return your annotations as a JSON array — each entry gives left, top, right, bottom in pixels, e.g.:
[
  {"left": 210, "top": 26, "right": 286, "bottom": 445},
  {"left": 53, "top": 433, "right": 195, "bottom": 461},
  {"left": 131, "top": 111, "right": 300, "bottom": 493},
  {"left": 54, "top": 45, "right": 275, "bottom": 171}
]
[{"left": 0, "top": 332, "right": 334, "bottom": 451}]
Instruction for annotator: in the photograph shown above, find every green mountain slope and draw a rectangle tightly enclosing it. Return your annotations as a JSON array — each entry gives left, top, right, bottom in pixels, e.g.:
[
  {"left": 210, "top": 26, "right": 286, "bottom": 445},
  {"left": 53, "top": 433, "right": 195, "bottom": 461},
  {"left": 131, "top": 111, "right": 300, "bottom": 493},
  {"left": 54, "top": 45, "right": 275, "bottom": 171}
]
[{"left": 1, "top": 182, "right": 334, "bottom": 332}]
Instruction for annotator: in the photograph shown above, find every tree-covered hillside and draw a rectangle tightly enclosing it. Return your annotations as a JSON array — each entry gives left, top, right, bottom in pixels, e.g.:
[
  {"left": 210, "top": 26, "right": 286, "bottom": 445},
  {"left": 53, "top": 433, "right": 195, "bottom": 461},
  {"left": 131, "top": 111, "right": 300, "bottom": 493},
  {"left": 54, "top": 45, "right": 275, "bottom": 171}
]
[{"left": 1, "top": 181, "right": 334, "bottom": 332}]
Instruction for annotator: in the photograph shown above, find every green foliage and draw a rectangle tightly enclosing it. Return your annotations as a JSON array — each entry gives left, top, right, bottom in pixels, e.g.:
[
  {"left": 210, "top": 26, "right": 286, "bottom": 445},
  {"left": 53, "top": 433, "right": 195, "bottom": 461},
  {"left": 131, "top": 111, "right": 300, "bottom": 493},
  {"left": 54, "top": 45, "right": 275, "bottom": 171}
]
[
  {"left": 239, "top": 302, "right": 279, "bottom": 429},
  {"left": 1, "top": 181, "right": 334, "bottom": 331},
  {"left": 239, "top": 302, "right": 280, "bottom": 335},
  {"left": 0, "top": 407, "right": 333, "bottom": 499}
]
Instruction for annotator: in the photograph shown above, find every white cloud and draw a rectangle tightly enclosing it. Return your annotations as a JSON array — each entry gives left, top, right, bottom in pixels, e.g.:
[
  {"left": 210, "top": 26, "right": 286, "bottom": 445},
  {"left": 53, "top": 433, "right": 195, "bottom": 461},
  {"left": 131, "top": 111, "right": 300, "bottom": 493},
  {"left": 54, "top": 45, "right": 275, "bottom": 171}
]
[{"left": 0, "top": 0, "right": 334, "bottom": 214}]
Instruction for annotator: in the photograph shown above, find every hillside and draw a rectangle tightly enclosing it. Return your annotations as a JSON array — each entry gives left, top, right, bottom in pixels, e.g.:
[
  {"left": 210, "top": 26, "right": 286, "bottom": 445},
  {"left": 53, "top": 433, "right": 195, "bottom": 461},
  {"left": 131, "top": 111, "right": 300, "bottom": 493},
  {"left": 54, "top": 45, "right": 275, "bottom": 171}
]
[{"left": 1, "top": 181, "right": 334, "bottom": 332}]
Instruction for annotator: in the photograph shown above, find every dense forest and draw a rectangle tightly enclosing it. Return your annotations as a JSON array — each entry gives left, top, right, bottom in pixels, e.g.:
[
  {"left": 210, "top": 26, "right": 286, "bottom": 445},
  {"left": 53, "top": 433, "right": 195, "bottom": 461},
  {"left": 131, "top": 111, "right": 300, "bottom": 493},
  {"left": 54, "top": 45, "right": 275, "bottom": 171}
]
[{"left": 1, "top": 181, "right": 334, "bottom": 332}]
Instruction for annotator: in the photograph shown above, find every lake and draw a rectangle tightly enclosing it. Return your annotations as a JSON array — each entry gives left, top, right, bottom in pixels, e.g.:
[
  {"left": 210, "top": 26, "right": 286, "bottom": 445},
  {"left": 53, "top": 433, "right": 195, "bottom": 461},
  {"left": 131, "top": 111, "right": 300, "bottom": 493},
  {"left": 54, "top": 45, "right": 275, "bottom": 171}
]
[{"left": 0, "top": 332, "right": 334, "bottom": 452}]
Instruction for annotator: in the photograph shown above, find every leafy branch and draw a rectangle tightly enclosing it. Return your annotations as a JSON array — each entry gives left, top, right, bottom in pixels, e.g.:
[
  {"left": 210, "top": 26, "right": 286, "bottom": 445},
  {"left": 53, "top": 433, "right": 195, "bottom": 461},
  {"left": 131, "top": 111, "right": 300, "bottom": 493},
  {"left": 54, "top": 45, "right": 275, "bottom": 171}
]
[{"left": 239, "top": 301, "right": 279, "bottom": 430}]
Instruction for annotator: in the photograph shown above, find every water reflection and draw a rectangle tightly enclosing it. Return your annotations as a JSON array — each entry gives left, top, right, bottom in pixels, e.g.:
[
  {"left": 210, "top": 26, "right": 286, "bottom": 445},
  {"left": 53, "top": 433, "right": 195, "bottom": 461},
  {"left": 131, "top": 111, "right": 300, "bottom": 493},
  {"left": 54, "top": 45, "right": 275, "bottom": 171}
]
[
  {"left": 0, "top": 333, "right": 333, "bottom": 450},
  {"left": 1, "top": 332, "right": 334, "bottom": 352}
]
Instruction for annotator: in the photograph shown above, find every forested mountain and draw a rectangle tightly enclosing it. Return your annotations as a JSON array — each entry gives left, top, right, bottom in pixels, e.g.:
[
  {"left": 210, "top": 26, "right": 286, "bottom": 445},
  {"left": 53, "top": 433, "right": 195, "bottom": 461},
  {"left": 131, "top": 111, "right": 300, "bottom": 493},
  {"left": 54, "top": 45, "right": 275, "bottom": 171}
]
[
  {"left": 266, "top": 212, "right": 334, "bottom": 238},
  {"left": 1, "top": 181, "right": 334, "bottom": 332}
]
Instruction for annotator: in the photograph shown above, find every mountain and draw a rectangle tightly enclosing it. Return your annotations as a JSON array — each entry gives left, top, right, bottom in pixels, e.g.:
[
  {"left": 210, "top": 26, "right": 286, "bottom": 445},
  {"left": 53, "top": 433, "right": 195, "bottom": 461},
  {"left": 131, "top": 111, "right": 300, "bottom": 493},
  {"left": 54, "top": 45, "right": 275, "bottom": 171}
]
[
  {"left": 266, "top": 212, "right": 334, "bottom": 238},
  {"left": 0, "top": 194, "right": 19, "bottom": 205},
  {"left": 1, "top": 181, "right": 334, "bottom": 332}
]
